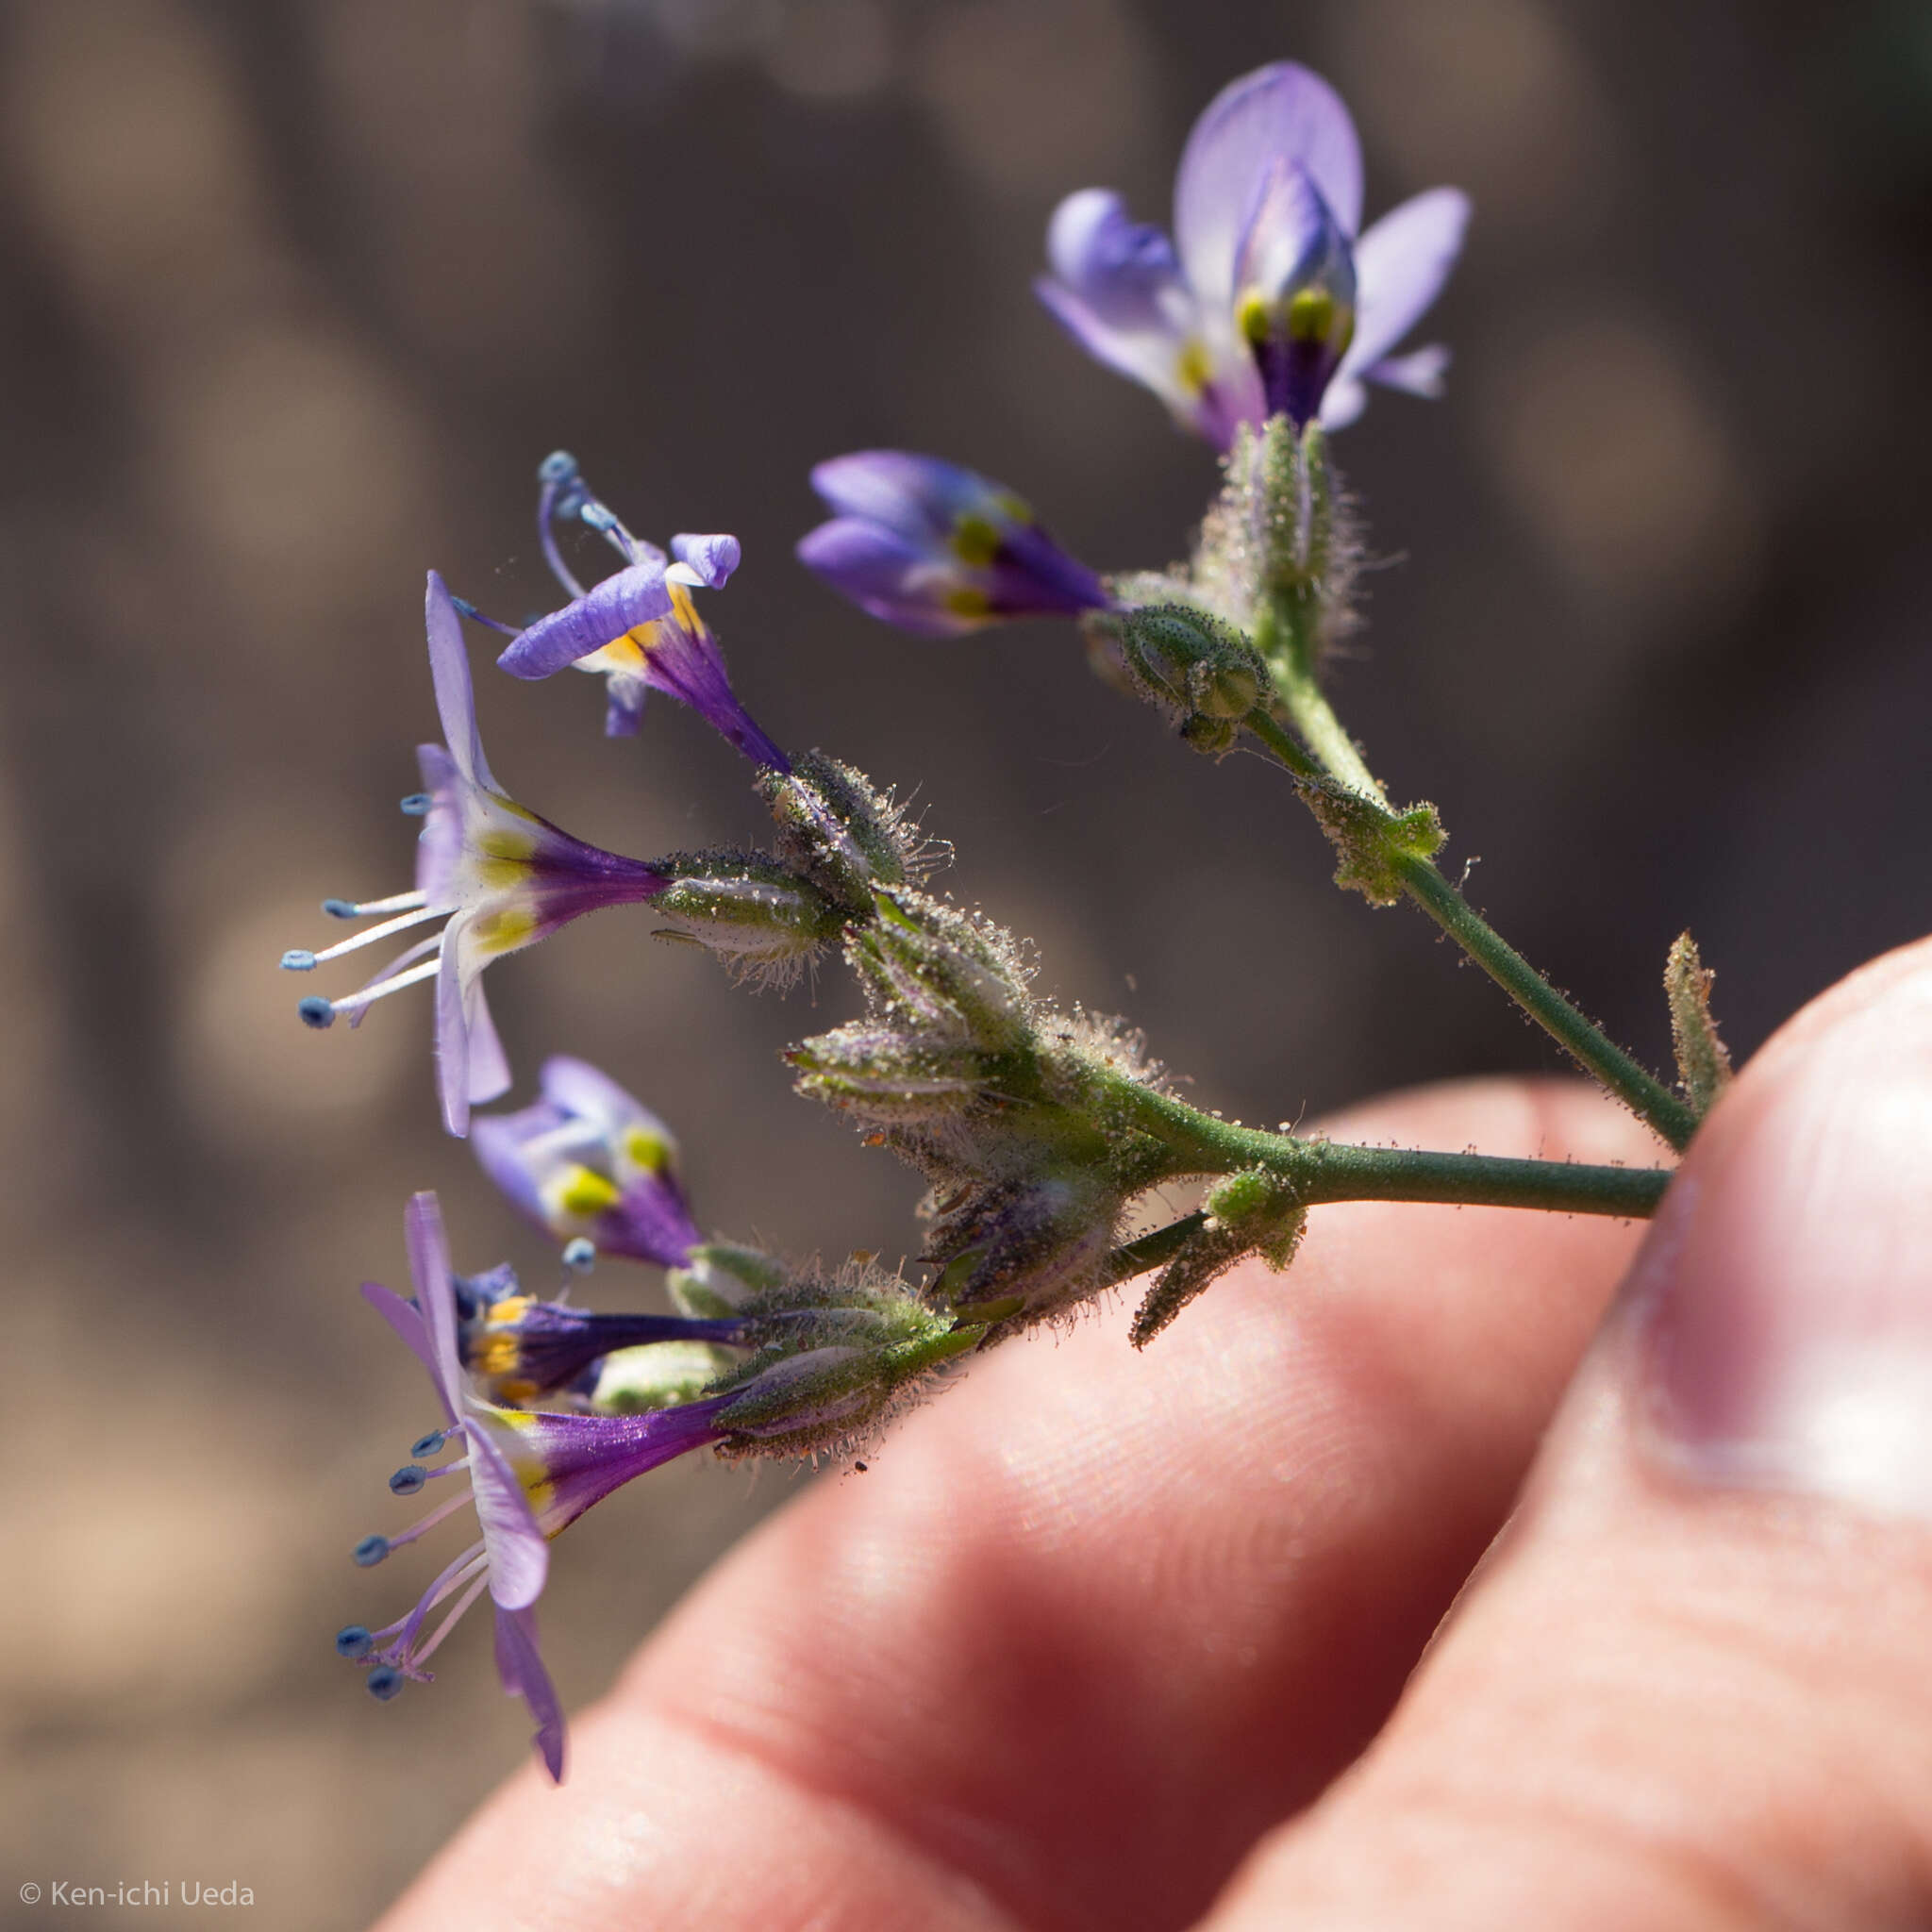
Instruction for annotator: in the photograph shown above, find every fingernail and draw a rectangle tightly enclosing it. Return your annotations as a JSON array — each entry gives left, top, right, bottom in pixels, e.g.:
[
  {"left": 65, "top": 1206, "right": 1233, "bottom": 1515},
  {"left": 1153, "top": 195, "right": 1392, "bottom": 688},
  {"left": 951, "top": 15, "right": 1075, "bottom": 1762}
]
[{"left": 1638, "top": 962, "right": 1932, "bottom": 1521}]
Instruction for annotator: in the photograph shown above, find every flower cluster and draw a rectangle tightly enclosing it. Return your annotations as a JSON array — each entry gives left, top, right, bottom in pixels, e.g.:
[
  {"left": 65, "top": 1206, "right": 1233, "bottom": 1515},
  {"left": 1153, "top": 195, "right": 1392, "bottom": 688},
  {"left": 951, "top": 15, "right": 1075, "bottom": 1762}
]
[{"left": 307, "top": 58, "right": 1527, "bottom": 1783}]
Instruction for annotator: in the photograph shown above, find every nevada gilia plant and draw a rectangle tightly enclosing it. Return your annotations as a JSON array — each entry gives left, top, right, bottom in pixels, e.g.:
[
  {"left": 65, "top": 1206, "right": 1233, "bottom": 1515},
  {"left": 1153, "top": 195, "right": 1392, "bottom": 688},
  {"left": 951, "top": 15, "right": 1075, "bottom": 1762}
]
[{"left": 297, "top": 62, "right": 1711, "bottom": 1782}]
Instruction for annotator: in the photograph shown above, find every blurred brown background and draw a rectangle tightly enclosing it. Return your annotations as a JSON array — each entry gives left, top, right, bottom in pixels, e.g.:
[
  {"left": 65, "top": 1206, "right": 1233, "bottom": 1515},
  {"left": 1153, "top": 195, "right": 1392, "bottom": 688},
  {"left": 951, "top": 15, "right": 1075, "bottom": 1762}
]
[{"left": 3, "top": 0, "right": 1929, "bottom": 1923}]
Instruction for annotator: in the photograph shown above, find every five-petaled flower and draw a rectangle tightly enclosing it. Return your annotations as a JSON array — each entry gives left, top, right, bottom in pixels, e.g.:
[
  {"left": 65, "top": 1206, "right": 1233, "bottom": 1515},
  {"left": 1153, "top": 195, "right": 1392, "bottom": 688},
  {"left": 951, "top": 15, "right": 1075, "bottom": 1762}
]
[
  {"left": 341, "top": 1194, "right": 738, "bottom": 1781},
  {"left": 796, "top": 451, "right": 1111, "bottom": 639},
  {"left": 473, "top": 1054, "right": 708, "bottom": 1269},
  {"left": 281, "top": 574, "right": 671, "bottom": 1137},
  {"left": 1036, "top": 61, "right": 1469, "bottom": 442},
  {"left": 488, "top": 452, "right": 790, "bottom": 768}
]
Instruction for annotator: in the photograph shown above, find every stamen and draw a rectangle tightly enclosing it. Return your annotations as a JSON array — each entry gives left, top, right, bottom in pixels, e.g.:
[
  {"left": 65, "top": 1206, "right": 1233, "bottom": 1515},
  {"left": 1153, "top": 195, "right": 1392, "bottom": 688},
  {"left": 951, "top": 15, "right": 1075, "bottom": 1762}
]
[
  {"left": 390, "top": 1464, "right": 429, "bottom": 1496},
  {"left": 449, "top": 595, "right": 524, "bottom": 641},
  {"left": 384, "top": 1484, "right": 475, "bottom": 1553},
  {"left": 366, "top": 1665, "right": 406, "bottom": 1702},
  {"left": 411, "top": 1430, "right": 448, "bottom": 1459},
  {"left": 282, "top": 950, "right": 316, "bottom": 972},
  {"left": 409, "top": 1570, "right": 491, "bottom": 1668},
  {"left": 353, "top": 1534, "right": 391, "bottom": 1567},
  {"left": 326, "top": 891, "right": 429, "bottom": 919},
  {"left": 302, "top": 903, "right": 442, "bottom": 968},
  {"left": 400, "top": 793, "right": 431, "bottom": 816},
  {"left": 562, "top": 1238, "right": 596, "bottom": 1273},
  {"left": 325, "top": 953, "right": 443, "bottom": 1019},
  {"left": 300, "top": 998, "right": 337, "bottom": 1031},
  {"left": 336, "top": 1625, "right": 375, "bottom": 1658}
]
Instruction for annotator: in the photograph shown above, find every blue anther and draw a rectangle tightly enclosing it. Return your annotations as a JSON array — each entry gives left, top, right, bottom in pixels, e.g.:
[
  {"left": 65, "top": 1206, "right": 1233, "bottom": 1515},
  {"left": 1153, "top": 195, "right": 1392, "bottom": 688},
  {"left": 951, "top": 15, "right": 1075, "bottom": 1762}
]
[
  {"left": 539, "top": 450, "right": 578, "bottom": 484},
  {"left": 389, "top": 1464, "right": 428, "bottom": 1497},
  {"left": 562, "top": 1238, "right": 596, "bottom": 1273},
  {"left": 399, "top": 792, "right": 431, "bottom": 816},
  {"left": 322, "top": 898, "right": 359, "bottom": 919},
  {"left": 280, "top": 949, "right": 317, "bottom": 973},
  {"left": 579, "top": 503, "right": 617, "bottom": 532},
  {"left": 335, "top": 1624, "right": 375, "bottom": 1659},
  {"left": 366, "top": 1665, "right": 405, "bottom": 1702},
  {"left": 410, "top": 1430, "right": 446, "bottom": 1459},
  {"left": 352, "top": 1534, "right": 390, "bottom": 1568},
  {"left": 299, "top": 997, "right": 336, "bottom": 1031}
]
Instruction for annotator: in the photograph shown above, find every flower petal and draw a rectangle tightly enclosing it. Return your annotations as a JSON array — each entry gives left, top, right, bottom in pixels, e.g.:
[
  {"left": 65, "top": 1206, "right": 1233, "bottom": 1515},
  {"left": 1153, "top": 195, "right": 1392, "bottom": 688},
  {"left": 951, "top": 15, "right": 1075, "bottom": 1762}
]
[
  {"left": 425, "top": 573, "right": 494, "bottom": 792},
  {"left": 464, "top": 975, "right": 512, "bottom": 1110},
  {"left": 434, "top": 920, "right": 476, "bottom": 1139},
  {"left": 1365, "top": 343, "right": 1452, "bottom": 398},
  {"left": 1339, "top": 187, "right": 1471, "bottom": 378},
  {"left": 796, "top": 517, "right": 982, "bottom": 638},
  {"left": 540, "top": 1054, "right": 654, "bottom": 1138},
  {"left": 404, "top": 1191, "right": 468, "bottom": 1420},
  {"left": 359, "top": 1280, "right": 449, "bottom": 1416},
  {"left": 496, "top": 561, "right": 675, "bottom": 681},
  {"left": 1174, "top": 62, "right": 1363, "bottom": 308},
  {"left": 807, "top": 453, "right": 985, "bottom": 544},
  {"left": 668, "top": 532, "right": 741, "bottom": 590},
  {"left": 1316, "top": 375, "right": 1368, "bottom": 428},
  {"left": 493, "top": 1606, "right": 566, "bottom": 1784},
  {"left": 464, "top": 1418, "right": 549, "bottom": 1610}
]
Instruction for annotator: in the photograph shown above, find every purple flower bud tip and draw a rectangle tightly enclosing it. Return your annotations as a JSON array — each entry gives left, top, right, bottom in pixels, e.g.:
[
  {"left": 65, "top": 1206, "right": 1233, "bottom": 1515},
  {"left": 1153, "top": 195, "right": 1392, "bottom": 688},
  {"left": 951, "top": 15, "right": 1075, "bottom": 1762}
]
[{"left": 798, "top": 450, "right": 1108, "bottom": 638}]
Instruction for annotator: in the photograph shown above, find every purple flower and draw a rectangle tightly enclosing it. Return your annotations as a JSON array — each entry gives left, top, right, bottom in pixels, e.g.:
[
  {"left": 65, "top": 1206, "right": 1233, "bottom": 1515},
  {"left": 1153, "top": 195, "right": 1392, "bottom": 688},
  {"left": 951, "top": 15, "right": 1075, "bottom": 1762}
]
[
  {"left": 283, "top": 575, "right": 670, "bottom": 1137},
  {"left": 451, "top": 1258, "right": 743, "bottom": 1407},
  {"left": 341, "top": 1194, "right": 734, "bottom": 1781},
  {"left": 1036, "top": 62, "right": 1470, "bottom": 441},
  {"left": 473, "top": 1055, "right": 708, "bottom": 1268},
  {"left": 797, "top": 452, "right": 1110, "bottom": 639},
  {"left": 489, "top": 452, "right": 788, "bottom": 769}
]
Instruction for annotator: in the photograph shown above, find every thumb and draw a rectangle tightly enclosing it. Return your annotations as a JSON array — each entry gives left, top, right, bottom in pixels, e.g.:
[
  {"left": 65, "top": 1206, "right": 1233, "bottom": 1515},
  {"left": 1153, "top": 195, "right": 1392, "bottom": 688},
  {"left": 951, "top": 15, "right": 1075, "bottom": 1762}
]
[{"left": 1201, "top": 937, "right": 1932, "bottom": 1931}]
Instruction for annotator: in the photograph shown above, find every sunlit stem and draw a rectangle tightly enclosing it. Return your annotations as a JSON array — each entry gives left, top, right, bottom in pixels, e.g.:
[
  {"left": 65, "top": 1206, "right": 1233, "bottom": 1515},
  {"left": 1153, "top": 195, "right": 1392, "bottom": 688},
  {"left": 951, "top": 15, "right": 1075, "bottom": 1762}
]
[
  {"left": 1108, "top": 1076, "right": 1673, "bottom": 1218},
  {"left": 1250, "top": 587, "right": 1695, "bottom": 1151}
]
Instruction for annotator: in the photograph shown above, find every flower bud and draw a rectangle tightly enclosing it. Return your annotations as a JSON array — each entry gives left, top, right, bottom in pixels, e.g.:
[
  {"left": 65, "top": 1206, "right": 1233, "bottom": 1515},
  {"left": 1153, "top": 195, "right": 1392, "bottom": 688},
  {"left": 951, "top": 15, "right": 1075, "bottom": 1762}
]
[
  {"left": 923, "top": 1168, "right": 1123, "bottom": 1324},
  {"left": 848, "top": 890, "right": 1033, "bottom": 1053},
  {"left": 1108, "top": 603, "right": 1272, "bottom": 745},
  {"left": 789, "top": 1022, "right": 993, "bottom": 1122},
  {"left": 650, "top": 850, "right": 848, "bottom": 977},
  {"left": 761, "top": 752, "right": 924, "bottom": 914}
]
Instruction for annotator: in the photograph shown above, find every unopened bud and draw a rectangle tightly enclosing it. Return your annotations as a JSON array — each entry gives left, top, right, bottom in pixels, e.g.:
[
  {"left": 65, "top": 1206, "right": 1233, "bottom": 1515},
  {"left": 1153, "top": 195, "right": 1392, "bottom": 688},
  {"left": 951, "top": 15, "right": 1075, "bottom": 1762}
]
[
  {"left": 849, "top": 890, "right": 1032, "bottom": 1052},
  {"left": 1111, "top": 604, "right": 1272, "bottom": 745},
  {"left": 651, "top": 851, "right": 847, "bottom": 974},
  {"left": 924, "top": 1169, "right": 1121, "bottom": 1322},
  {"left": 761, "top": 752, "right": 923, "bottom": 913},
  {"left": 789, "top": 1022, "right": 992, "bottom": 1121}
]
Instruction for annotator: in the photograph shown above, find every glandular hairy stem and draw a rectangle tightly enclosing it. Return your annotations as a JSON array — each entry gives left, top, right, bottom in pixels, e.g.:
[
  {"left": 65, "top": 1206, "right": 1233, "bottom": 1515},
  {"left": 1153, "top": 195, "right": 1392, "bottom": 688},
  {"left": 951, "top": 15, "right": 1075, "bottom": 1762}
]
[{"left": 1109, "top": 1075, "right": 1672, "bottom": 1220}]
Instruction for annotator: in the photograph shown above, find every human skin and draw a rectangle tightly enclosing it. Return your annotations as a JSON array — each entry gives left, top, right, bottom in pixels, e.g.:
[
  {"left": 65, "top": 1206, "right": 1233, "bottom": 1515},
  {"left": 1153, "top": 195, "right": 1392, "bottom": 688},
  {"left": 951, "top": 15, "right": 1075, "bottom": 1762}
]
[{"left": 379, "top": 937, "right": 1932, "bottom": 1931}]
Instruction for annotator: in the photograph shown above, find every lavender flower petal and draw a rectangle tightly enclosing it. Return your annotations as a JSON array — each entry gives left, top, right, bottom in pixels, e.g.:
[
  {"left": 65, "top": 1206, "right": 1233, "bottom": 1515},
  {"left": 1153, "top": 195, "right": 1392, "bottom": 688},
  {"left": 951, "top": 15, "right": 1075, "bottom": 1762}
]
[
  {"left": 668, "top": 533, "right": 741, "bottom": 589},
  {"left": 493, "top": 1606, "right": 566, "bottom": 1783},
  {"left": 496, "top": 560, "right": 675, "bottom": 680},
  {"left": 1338, "top": 188, "right": 1472, "bottom": 379},
  {"left": 1174, "top": 62, "right": 1363, "bottom": 309}
]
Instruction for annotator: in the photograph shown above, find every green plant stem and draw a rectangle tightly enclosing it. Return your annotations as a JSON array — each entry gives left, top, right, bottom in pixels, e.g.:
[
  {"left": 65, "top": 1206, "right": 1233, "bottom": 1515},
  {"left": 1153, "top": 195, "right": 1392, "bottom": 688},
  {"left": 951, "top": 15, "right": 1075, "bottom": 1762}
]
[
  {"left": 1251, "top": 594, "right": 1696, "bottom": 1152},
  {"left": 1109, "top": 1077, "right": 1671, "bottom": 1219},
  {"left": 1393, "top": 854, "right": 1697, "bottom": 1150}
]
